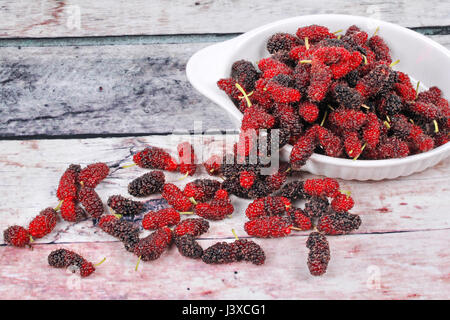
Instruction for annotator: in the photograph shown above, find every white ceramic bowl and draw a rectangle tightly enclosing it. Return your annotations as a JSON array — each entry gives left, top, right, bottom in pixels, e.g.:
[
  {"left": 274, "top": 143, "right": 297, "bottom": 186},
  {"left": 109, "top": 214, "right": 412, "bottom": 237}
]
[{"left": 186, "top": 14, "right": 450, "bottom": 180}]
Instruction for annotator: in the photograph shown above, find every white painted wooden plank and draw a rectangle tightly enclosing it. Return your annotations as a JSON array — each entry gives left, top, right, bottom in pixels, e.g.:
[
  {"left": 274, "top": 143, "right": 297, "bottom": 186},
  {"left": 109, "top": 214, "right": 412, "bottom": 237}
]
[
  {"left": 0, "top": 0, "right": 449, "bottom": 38},
  {"left": 0, "top": 229, "right": 448, "bottom": 299},
  {"left": 0, "top": 135, "right": 449, "bottom": 248}
]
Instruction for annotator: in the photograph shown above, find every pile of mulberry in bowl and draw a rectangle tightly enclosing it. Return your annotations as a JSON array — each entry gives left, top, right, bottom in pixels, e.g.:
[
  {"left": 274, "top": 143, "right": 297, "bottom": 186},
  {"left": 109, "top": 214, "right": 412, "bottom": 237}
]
[{"left": 217, "top": 24, "right": 449, "bottom": 169}]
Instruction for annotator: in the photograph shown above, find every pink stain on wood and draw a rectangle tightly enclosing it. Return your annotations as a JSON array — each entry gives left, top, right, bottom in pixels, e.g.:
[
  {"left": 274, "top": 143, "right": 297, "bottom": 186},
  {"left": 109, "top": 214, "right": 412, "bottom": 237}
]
[
  {"left": 375, "top": 207, "right": 391, "bottom": 213},
  {"left": 399, "top": 202, "right": 408, "bottom": 206},
  {"left": 400, "top": 216, "right": 412, "bottom": 219},
  {"left": 21, "top": 1, "right": 66, "bottom": 33}
]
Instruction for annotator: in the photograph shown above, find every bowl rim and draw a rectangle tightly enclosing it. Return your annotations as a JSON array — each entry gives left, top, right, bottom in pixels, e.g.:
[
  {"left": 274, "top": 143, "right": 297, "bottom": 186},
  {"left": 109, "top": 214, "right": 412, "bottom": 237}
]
[{"left": 187, "top": 14, "right": 450, "bottom": 167}]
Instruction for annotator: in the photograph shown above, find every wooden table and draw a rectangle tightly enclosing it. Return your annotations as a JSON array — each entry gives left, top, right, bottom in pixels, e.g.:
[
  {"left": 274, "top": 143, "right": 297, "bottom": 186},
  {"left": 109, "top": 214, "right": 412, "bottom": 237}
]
[{"left": 0, "top": 1, "right": 449, "bottom": 300}]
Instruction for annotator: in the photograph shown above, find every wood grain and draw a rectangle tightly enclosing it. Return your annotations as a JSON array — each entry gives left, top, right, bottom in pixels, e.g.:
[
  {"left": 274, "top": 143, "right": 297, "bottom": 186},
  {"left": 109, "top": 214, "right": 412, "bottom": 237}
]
[
  {"left": 0, "top": 43, "right": 237, "bottom": 137},
  {"left": 0, "top": 35, "right": 449, "bottom": 137},
  {"left": 0, "top": 0, "right": 449, "bottom": 38}
]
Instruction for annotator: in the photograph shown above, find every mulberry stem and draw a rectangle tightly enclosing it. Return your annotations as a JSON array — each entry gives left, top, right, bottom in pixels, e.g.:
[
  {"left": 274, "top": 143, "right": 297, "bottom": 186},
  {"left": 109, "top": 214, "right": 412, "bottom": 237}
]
[
  {"left": 178, "top": 172, "right": 189, "bottom": 181},
  {"left": 353, "top": 143, "right": 367, "bottom": 161},
  {"left": 415, "top": 81, "right": 421, "bottom": 100},
  {"left": 54, "top": 200, "right": 63, "bottom": 211},
  {"left": 235, "top": 83, "right": 252, "bottom": 108},
  {"left": 373, "top": 26, "right": 380, "bottom": 36},
  {"left": 121, "top": 163, "right": 137, "bottom": 169},
  {"left": 135, "top": 256, "right": 141, "bottom": 272},
  {"left": 304, "top": 37, "right": 309, "bottom": 50},
  {"left": 231, "top": 229, "right": 239, "bottom": 240},
  {"left": 433, "top": 120, "right": 439, "bottom": 133},
  {"left": 389, "top": 59, "right": 400, "bottom": 68},
  {"left": 95, "top": 257, "right": 106, "bottom": 266},
  {"left": 320, "top": 111, "right": 328, "bottom": 127}
]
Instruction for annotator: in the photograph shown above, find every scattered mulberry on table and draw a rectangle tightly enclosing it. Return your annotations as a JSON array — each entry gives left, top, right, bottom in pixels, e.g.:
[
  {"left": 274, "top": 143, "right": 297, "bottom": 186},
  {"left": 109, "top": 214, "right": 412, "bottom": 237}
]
[
  {"left": 60, "top": 199, "right": 87, "bottom": 222},
  {"left": 57, "top": 164, "right": 81, "bottom": 201},
  {"left": 203, "top": 155, "right": 222, "bottom": 176},
  {"left": 202, "top": 242, "right": 237, "bottom": 264},
  {"left": 3, "top": 225, "right": 30, "bottom": 247},
  {"left": 304, "top": 196, "right": 330, "bottom": 218},
  {"left": 239, "top": 171, "right": 256, "bottom": 189},
  {"left": 279, "top": 181, "right": 307, "bottom": 200},
  {"left": 306, "top": 232, "right": 330, "bottom": 276},
  {"left": 290, "top": 134, "right": 317, "bottom": 170},
  {"left": 128, "top": 171, "right": 165, "bottom": 197},
  {"left": 133, "top": 146, "right": 178, "bottom": 171},
  {"left": 78, "top": 186, "right": 104, "bottom": 218},
  {"left": 245, "top": 196, "right": 291, "bottom": 219},
  {"left": 78, "top": 162, "right": 109, "bottom": 188},
  {"left": 288, "top": 207, "right": 312, "bottom": 230},
  {"left": 162, "top": 183, "right": 193, "bottom": 212},
  {"left": 317, "top": 211, "right": 362, "bottom": 235},
  {"left": 244, "top": 216, "right": 292, "bottom": 238},
  {"left": 331, "top": 193, "right": 355, "bottom": 213},
  {"left": 173, "top": 218, "right": 210, "bottom": 237},
  {"left": 231, "top": 239, "right": 266, "bottom": 265},
  {"left": 142, "top": 208, "right": 180, "bottom": 230},
  {"left": 98, "top": 215, "right": 140, "bottom": 252},
  {"left": 194, "top": 189, "right": 234, "bottom": 221},
  {"left": 107, "top": 195, "right": 143, "bottom": 216},
  {"left": 174, "top": 234, "right": 204, "bottom": 259},
  {"left": 48, "top": 248, "right": 95, "bottom": 277},
  {"left": 28, "top": 207, "right": 58, "bottom": 239},
  {"left": 177, "top": 142, "right": 198, "bottom": 176},
  {"left": 133, "top": 227, "right": 173, "bottom": 261}
]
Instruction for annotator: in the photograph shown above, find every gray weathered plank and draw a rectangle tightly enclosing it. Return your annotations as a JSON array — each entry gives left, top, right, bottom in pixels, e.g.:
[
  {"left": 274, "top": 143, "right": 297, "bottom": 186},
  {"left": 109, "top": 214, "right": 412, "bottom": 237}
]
[
  {"left": 0, "top": 43, "right": 237, "bottom": 137},
  {"left": 0, "top": 0, "right": 449, "bottom": 38},
  {"left": 1, "top": 35, "right": 449, "bottom": 137}
]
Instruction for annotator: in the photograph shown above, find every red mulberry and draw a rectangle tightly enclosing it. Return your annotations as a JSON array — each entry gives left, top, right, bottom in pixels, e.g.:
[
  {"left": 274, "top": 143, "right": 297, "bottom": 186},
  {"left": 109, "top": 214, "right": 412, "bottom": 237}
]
[
  {"left": 306, "top": 232, "right": 330, "bottom": 276},
  {"left": 78, "top": 162, "right": 109, "bottom": 188},
  {"left": 28, "top": 207, "right": 58, "bottom": 239},
  {"left": 3, "top": 226, "right": 30, "bottom": 247},
  {"left": 60, "top": 199, "right": 87, "bottom": 222},
  {"left": 133, "top": 146, "right": 178, "bottom": 171},
  {"left": 162, "top": 183, "right": 192, "bottom": 212},
  {"left": 57, "top": 164, "right": 81, "bottom": 201},
  {"left": 244, "top": 216, "right": 292, "bottom": 238}
]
